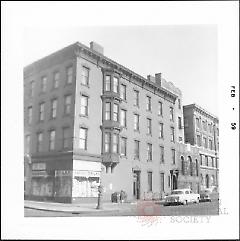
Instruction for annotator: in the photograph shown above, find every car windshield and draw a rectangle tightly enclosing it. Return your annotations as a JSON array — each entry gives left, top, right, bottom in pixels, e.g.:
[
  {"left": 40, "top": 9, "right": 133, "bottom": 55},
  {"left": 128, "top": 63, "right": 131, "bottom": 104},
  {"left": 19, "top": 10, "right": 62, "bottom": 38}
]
[{"left": 171, "top": 190, "right": 184, "bottom": 195}]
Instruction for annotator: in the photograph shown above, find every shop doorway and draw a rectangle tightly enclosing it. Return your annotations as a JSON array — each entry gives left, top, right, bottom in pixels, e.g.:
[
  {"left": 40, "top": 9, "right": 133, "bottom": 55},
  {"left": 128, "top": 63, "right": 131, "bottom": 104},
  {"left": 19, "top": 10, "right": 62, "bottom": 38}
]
[{"left": 133, "top": 171, "right": 140, "bottom": 199}]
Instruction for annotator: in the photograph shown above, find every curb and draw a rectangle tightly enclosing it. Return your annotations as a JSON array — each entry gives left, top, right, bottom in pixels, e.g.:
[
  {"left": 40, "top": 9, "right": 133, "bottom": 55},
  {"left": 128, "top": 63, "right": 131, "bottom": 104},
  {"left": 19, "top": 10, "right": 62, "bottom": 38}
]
[{"left": 24, "top": 206, "right": 121, "bottom": 214}]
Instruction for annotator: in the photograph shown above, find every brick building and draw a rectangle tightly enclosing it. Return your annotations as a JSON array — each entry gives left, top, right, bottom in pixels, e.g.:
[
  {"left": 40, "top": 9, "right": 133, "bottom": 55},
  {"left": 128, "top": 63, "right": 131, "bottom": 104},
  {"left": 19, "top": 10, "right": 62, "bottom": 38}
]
[
  {"left": 183, "top": 104, "right": 219, "bottom": 190},
  {"left": 24, "top": 41, "right": 186, "bottom": 203}
]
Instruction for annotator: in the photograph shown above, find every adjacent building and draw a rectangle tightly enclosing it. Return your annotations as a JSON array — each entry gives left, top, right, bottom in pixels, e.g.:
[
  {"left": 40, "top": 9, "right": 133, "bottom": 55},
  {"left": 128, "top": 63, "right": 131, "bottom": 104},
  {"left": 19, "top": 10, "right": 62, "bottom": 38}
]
[
  {"left": 24, "top": 41, "right": 218, "bottom": 203},
  {"left": 183, "top": 104, "right": 219, "bottom": 190}
]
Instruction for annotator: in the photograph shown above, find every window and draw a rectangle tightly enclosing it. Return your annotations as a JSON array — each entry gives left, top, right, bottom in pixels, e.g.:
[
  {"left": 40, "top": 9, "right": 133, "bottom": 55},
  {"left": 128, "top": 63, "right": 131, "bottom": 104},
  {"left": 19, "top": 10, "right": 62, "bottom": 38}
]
[
  {"left": 25, "top": 135, "right": 30, "bottom": 153},
  {"left": 202, "top": 120, "right": 207, "bottom": 131},
  {"left": 211, "top": 157, "right": 214, "bottom": 167},
  {"left": 209, "top": 139, "right": 213, "bottom": 150},
  {"left": 147, "top": 118, "right": 152, "bottom": 135},
  {"left": 113, "top": 76, "right": 119, "bottom": 93},
  {"left": 81, "top": 66, "right": 89, "bottom": 86},
  {"left": 196, "top": 135, "right": 201, "bottom": 146},
  {"left": 146, "top": 96, "right": 151, "bottom": 111},
  {"left": 105, "top": 102, "right": 111, "bottom": 120},
  {"left": 120, "top": 109, "right": 127, "bottom": 127},
  {"left": 205, "top": 155, "right": 208, "bottom": 166},
  {"left": 53, "top": 72, "right": 60, "bottom": 89},
  {"left": 147, "top": 143, "right": 153, "bottom": 161},
  {"left": 41, "top": 76, "right": 47, "bottom": 92},
  {"left": 37, "top": 132, "right": 43, "bottom": 152},
  {"left": 28, "top": 106, "right": 32, "bottom": 124},
  {"left": 147, "top": 172, "right": 153, "bottom": 192},
  {"left": 188, "top": 156, "right": 193, "bottom": 176},
  {"left": 49, "top": 130, "right": 56, "bottom": 151},
  {"left": 208, "top": 123, "right": 212, "bottom": 133},
  {"left": 168, "top": 176, "right": 171, "bottom": 188},
  {"left": 29, "top": 81, "right": 34, "bottom": 97},
  {"left": 64, "top": 95, "right": 72, "bottom": 115},
  {"left": 196, "top": 118, "right": 200, "bottom": 128},
  {"left": 160, "top": 173, "right": 165, "bottom": 192},
  {"left": 104, "top": 132, "right": 111, "bottom": 153},
  {"left": 63, "top": 127, "right": 70, "bottom": 149},
  {"left": 195, "top": 160, "right": 199, "bottom": 176},
  {"left": 113, "top": 103, "right": 119, "bottom": 121},
  {"left": 134, "top": 140, "right": 140, "bottom": 159},
  {"left": 134, "top": 114, "right": 139, "bottom": 131},
  {"left": 51, "top": 99, "right": 57, "bottom": 119},
  {"left": 79, "top": 127, "right": 87, "bottom": 150},
  {"left": 217, "top": 128, "right": 219, "bottom": 136},
  {"left": 120, "top": 84, "right": 126, "bottom": 100},
  {"left": 112, "top": 133, "right": 119, "bottom": 153},
  {"left": 160, "top": 146, "right": 164, "bottom": 163},
  {"left": 133, "top": 90, "right": 139, "bottom": 107},
  {"left": 181, "top": 157, "right": 185, "bottom": 175},
  {"left": 159, "top": 123, "right": 164, "bottom": 138},
  {"left": 170, "top": 107, "right": 174, "bottom": 121},
  {"left": 158, "top": 101, "right": 163, "bottom": 116},
  {"left": 66, "top": 66, "right": 73, "bottom": 84},
  {"left": 39, "top": 103, "right": 45, "bottom": 121},
  {"left": 178, "top": 99, "right": 181, "bottom": 109},
  {"left": 105, "top": 75, "right": 111, "bottom": 91},
  {"left": 178, "top": 117, "right": 182, "bottom": 129},
  {"left": 171, "top": 149, "right": 175, "bottom": 164},
  {"left": 80, "top": 95, "right": 88, "bottom": 116},
  {"left": 203, "top": 137, "right": 208, "bottom": 148},
  {"left": 120, "top": 137, "right": 127, "bottom": 156},
  {"left": 170, "top": 127, "right": 175, "bottom": 142}
]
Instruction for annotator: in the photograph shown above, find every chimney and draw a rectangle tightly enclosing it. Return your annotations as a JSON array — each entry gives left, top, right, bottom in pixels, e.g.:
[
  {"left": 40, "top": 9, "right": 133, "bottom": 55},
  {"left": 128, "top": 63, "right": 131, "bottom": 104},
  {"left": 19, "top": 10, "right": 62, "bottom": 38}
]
[
  {"left": 90, "top": 41, "right": 104, "bottom": 55},
  {"left": 147, "top": 75, "right": 155, "bottom": 83},
  {"left": 155, "top": 73, "right": 162, "bottom": 86}
]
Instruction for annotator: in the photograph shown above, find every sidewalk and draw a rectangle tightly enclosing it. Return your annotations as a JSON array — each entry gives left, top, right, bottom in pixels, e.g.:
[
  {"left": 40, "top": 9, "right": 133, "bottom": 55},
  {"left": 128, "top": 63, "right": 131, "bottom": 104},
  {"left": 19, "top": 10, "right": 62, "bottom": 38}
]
[{"left": 24, "top": 200, "right": 138, "bottom": 214}]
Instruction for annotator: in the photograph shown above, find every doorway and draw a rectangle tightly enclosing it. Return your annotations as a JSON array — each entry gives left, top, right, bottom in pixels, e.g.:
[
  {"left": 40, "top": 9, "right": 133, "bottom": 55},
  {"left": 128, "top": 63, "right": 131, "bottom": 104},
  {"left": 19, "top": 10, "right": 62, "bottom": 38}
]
[
  {"left": 172, "top": 174, "right": 178, "bottom": 190},
  {"left": 133, "top": 171, "right": 140, "bottom": 199}
]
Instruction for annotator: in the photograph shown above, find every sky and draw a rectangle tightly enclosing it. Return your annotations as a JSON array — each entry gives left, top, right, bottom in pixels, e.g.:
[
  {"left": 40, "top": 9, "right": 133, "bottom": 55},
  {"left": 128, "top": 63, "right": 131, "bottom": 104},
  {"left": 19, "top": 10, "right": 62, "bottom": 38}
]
[{"left": 24, "top": 25, "right": 218, "bottom": 116}]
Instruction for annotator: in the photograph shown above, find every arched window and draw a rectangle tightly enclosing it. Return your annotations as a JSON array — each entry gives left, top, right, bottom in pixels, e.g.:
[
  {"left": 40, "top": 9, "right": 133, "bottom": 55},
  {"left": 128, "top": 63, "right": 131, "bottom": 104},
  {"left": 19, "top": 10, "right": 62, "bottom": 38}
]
[
  {"left": 211, "top": 175, "right": 215, "bottom": 186},
  {"left": 206, "top": 174, "right": 209, "bottom": 188},
  {"left": 188, "top": 156, "right": 193, "bottom": 176},
  {"left": 181, "top": 156, "right": 185, "bottom": 175},
  {"left": 195, "top": 159, "right": 198, "bottom": 176},
  {"left": 200, "top": 174, "right": 204, "bottom": 185}
]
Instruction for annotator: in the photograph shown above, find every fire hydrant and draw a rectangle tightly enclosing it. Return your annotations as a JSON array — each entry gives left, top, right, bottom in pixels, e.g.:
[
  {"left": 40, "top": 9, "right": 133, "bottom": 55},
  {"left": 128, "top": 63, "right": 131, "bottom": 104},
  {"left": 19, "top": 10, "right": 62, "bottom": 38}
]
[{"left": 96, "top": 184, "right": 103, "bottom": 209}]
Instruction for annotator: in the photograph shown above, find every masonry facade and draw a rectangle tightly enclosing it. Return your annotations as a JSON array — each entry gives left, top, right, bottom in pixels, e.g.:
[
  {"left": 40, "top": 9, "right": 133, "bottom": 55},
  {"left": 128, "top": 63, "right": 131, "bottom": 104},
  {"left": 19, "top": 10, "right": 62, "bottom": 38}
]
[
  {"left": 24, "top": 41, "right": 218, "bottom": 203},
  {"left": 183, "top": 104, "right": 219, "bottom": 190}
]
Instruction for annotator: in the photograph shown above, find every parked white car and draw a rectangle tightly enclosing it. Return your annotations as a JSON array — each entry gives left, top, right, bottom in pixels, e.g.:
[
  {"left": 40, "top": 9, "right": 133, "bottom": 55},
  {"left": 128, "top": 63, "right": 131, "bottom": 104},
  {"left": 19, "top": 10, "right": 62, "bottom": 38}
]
[{"left": 164, "top": 188, "right": 200, "bottom": 206}]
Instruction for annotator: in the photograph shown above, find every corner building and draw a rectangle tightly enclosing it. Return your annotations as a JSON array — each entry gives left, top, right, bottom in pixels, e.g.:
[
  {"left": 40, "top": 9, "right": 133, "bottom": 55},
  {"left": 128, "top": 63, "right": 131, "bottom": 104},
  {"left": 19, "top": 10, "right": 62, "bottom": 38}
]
[
  {"left": 24, "top": 41, "right": 185, "bottom": 203},
  {"left": 183, "top": 104, "right": 219, "bottom": 190}
]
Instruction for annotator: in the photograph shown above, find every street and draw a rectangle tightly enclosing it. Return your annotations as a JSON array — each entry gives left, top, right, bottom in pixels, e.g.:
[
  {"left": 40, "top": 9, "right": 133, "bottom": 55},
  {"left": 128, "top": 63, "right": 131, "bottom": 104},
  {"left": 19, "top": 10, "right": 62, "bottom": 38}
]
[{"left": 25, "top": 200, "right": 219, "bottom": 217}]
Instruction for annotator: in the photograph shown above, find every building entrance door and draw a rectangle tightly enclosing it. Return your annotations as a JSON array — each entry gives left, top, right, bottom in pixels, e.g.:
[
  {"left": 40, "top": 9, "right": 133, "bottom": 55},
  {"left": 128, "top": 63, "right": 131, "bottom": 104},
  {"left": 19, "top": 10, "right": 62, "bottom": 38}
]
[
  {"left": 173, "top": 175, "right": 178, "bottom": 190},
  {"left": 133, "top": 171, "right": 140, "bottom": 199}
]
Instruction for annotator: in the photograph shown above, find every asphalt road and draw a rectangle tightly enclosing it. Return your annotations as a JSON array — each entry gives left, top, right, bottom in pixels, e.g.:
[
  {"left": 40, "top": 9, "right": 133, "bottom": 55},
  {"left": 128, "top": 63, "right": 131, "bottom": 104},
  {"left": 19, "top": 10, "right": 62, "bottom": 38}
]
[{"left": 25, "top": 200, "right": 219, "bottom": 217}]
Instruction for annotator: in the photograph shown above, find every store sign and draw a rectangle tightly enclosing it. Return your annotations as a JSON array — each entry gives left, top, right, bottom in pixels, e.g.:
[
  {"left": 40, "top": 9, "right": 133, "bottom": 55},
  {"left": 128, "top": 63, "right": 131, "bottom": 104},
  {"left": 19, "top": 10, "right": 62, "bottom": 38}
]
[{"left": 32, "top": 162, "right": 46, "bottom": 171}]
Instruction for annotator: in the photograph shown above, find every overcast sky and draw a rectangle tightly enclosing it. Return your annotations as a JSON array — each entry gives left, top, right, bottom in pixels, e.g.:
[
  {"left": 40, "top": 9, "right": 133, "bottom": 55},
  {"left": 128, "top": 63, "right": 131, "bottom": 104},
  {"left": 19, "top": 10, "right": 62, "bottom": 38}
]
[{"left": 24, "top": 25, "right": 218, "bottom": 116}]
